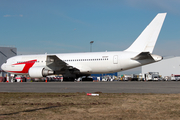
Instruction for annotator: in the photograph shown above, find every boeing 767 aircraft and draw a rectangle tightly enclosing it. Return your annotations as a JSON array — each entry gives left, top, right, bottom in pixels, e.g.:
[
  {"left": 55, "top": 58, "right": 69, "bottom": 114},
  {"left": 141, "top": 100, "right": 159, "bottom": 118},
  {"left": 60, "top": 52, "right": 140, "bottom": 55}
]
[{"left": 1, "top": 13, "right": 166, "bottom": 81}]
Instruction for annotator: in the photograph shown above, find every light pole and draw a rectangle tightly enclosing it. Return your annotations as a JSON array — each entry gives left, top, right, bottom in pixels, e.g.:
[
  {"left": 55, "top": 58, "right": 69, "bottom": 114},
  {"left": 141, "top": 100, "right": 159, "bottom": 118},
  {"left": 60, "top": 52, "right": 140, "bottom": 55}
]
[{"left": 90, "top": 41, "right": 94, "bottom": 52}]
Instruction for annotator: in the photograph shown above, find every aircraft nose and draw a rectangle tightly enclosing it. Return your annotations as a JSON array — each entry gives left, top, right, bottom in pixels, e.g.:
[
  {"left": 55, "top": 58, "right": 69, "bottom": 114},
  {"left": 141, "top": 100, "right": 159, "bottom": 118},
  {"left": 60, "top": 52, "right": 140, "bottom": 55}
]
[{"left": 1, "top": 63, "right": 6, "bottom": 71}]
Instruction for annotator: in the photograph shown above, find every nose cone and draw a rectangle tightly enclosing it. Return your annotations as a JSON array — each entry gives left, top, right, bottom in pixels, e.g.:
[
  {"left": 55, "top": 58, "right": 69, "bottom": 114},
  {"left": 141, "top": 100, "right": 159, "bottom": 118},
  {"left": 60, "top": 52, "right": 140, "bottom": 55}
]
[{"left": 1, "top": 63, "right": 6, "bottom": 71}]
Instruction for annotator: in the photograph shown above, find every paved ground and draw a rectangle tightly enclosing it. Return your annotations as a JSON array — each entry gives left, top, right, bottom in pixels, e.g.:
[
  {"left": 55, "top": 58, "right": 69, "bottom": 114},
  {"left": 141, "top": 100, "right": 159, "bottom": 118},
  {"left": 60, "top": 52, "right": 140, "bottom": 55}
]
[{"left": 0, "top": 81, "right": 180, "bottom": 93}]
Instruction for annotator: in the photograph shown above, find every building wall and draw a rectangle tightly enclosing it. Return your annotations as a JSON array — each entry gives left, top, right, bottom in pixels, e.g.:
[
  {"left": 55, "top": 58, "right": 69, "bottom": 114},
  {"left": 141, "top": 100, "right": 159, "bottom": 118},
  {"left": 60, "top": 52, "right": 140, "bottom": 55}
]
[
  {"left": 142, "top": 57, "right": 180, "bottom": 77},
  {"left": 0, "top": 47, "right": 17, "bottom": 77},
  {"left": 0, "top": 47, "right": 17, "bottom": 69}
]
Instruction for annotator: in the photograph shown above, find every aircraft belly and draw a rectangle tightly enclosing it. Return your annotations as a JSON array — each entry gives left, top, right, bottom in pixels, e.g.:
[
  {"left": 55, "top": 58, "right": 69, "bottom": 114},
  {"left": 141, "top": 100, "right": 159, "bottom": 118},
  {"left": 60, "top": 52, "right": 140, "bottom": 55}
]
[
  {"left": 86, "top": 61, "right": 121, "bottom": 74},
  {"left": 120, "top": 58, "right": 155, "bottom": 71}
]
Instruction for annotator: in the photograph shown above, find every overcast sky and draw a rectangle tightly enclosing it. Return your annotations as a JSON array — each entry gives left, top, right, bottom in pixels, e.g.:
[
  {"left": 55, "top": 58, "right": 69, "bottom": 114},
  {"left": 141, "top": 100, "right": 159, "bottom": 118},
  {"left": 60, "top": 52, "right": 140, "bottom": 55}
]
[{"left": 1, "top": 0, "right": 180, "bottom": 74}]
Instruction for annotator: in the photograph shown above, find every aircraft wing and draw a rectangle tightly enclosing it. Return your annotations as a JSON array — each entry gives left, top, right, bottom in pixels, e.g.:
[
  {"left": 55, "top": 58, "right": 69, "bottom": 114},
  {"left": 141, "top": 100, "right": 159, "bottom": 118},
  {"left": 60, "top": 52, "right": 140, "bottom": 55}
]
[
  {"left": 46, "top": 55, "right": 91, "bottom": 73},
  {"left": 46, "top": 55, "right": 69, "bottom": 71}
]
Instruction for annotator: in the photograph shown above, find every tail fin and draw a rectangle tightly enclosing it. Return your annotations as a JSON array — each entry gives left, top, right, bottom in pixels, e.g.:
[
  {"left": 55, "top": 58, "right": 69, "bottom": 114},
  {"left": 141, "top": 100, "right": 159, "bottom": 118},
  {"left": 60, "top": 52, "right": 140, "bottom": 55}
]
[{"left": 125, "top": 13, "right": 166, "bottom": 53}]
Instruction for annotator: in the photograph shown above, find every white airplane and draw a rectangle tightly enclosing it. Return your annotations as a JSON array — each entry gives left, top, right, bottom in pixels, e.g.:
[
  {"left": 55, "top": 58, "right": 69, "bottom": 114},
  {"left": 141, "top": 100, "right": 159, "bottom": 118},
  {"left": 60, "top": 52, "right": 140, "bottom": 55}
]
[{"left": 1, "top": 13, "right": 166, "bottom": 81}]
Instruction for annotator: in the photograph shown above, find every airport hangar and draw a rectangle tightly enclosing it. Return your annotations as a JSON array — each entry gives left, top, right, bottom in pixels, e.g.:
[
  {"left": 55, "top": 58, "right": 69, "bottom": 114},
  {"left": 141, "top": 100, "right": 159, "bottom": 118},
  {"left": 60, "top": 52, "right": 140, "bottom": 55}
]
[
  {"left": 0, "top": 47, "right": 17, "bottom": 77},
  {"left": 142, "top": 57, "right": 180, "bottom": 78}
]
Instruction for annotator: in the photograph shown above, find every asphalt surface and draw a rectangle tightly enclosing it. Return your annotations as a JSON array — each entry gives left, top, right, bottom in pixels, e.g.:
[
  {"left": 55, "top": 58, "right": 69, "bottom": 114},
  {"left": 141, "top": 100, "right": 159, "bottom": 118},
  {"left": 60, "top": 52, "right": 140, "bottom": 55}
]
[{"left": 0, "top": 81, "right": 180, "bottom": 93}]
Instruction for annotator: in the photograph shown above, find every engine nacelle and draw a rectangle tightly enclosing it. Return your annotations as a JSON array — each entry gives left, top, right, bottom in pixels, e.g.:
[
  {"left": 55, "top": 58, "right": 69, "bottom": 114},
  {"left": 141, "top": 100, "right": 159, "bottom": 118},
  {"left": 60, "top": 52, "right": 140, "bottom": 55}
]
[{"left": 29, "top": 67, "right": 54, "bottom": 78}]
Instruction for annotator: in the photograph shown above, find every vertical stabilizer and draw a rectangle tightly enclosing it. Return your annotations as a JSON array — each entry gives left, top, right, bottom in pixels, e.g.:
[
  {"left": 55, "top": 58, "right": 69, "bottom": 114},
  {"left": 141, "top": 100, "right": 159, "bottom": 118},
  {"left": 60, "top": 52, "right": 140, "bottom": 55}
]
[{"left": 125, "top": 13, "right": 166, "bottom": 53}]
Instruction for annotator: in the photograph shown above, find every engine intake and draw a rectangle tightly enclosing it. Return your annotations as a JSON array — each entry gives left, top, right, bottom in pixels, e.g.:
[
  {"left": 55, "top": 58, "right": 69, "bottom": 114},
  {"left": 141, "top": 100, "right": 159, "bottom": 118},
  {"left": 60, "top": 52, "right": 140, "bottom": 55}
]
[{"left": 29, "top": 67, "right": 54, "bottom": 78}]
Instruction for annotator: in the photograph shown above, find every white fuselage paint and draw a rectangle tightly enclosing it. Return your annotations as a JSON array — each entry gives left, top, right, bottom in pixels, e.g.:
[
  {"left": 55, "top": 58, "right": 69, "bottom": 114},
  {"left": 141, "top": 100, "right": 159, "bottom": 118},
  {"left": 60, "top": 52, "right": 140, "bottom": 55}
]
[{"left": 1, "top": 51, "right": 156, "bottom": 75}]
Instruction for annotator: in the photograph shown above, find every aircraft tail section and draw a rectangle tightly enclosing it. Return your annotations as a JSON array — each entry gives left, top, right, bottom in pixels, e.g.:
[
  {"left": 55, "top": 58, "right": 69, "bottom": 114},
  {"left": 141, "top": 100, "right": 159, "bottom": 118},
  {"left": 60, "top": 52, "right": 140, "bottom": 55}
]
[
  {"left": 131, "top": 52, "right": 163, "bottom": 62},
  {"left": 125, "top": 13, "right": 166, "bottom": 53}
]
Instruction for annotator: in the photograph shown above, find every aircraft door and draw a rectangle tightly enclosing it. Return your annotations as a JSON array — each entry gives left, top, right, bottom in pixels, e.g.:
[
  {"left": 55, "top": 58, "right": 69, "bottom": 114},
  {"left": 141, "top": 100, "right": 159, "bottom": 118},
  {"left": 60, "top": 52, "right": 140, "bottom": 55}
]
[{"left": 113, "top": 55, "right": 118, "bottom": 64}]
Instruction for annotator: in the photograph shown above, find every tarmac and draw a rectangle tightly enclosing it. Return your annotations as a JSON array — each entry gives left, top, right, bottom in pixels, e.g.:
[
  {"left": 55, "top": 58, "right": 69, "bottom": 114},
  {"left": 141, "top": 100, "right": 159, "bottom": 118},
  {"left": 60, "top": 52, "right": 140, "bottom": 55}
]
[{"left": 0, "top": 81, "right": 180, "bottom": 93}]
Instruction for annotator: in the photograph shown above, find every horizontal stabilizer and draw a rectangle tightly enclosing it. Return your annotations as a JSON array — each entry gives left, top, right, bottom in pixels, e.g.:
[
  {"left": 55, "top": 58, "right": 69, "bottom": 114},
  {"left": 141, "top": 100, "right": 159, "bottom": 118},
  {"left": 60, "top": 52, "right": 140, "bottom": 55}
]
[
  {"left": 132, "top": 52, "right": 163, "bottom": 62},
  {"left": 132, "top": 52, "right": 154, "bottom": 60}
]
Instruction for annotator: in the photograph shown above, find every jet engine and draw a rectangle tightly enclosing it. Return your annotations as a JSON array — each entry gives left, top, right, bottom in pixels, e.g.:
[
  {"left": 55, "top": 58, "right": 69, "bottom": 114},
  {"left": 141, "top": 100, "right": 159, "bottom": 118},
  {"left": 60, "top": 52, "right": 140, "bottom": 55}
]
[{"left": 28, "top": 67, "right": 54, "bottom": 78}]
